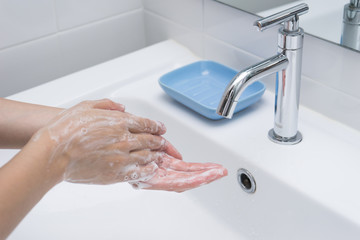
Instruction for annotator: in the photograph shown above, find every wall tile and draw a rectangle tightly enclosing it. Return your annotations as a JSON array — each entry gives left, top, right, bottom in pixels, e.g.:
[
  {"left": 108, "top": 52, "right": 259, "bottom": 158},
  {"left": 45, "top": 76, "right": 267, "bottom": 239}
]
[
  {"left": 204, "top": 0, "right": 278, "bottom": 59},
  {"left": 0, "top": 0, "right": 57, "bottom": 49},
  {"left": 142, "top": 0, "right": 203, "bottom": 31},
  {"left": 203, "top": 36, "right": 262, "bottom": 69},
  {"left": 0, "top": 36, "right": 63, "bottom": 97},
  {"left": 58, "top": 10, "right": 146, "bottom": 75},
  {"left": 55, "top": 0, "right": 141, "bottom": 30},
  {"left": 300, "top": 76, "right": 360, "bottom": 131},
  {"left": 203, "top": 36, "right": 276, "bottom": 89},
  {"left": 144, "top": 11, "right": 203, "bottom": 57},
  {"left": 302, "top": 35, "right": 360, "bottom": 99}
]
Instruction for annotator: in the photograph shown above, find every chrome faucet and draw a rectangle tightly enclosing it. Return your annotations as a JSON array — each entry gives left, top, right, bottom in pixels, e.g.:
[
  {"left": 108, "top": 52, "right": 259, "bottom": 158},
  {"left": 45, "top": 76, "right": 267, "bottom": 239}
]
[
  {"left": 341, "top": 0, "right": 360, "bottom": 51},
  {"left": 217, "top": 4, "right": 309, "bottom": 145}
]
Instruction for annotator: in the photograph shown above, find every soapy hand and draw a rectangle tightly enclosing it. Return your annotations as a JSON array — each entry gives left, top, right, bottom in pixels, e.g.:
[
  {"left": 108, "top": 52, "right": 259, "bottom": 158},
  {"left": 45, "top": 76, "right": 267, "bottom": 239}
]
[
  {"left": 34, "top": 98, "right": 227, "bottom": 191},
  {"left": 35, "top": 99, "right": 181, "bottom": 185},
  {"left": 130, "top": 154, "right": 228, "bottom": 192}
]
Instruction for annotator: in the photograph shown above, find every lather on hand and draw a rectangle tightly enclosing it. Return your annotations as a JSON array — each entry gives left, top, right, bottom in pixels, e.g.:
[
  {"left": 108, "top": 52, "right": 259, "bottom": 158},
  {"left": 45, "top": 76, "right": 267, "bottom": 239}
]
[{"left": 34, "top": 99, "right": 227, "bottom": 190}]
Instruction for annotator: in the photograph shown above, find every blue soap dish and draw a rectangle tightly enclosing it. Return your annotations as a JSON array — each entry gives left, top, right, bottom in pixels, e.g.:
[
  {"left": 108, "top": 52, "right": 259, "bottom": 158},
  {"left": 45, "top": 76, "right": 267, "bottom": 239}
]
[{"left": 159, "top": 61, "right": 266, "bottom": 120}]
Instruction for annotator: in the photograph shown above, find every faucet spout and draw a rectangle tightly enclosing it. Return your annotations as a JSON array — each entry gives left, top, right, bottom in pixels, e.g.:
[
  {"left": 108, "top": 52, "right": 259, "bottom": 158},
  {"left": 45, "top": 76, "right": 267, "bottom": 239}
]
[{"left": 217, "top": 54, "right": 288, "bottom": 118}]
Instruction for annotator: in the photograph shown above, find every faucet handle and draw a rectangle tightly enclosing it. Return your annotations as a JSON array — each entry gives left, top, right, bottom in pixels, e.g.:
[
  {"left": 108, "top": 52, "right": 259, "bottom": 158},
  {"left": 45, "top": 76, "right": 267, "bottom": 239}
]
[
  {"left": 254, "top": 3, "right": 309, "bottom": 32},
  {"left": 351, "top": 0, "right": 360, "bottom": 8}
]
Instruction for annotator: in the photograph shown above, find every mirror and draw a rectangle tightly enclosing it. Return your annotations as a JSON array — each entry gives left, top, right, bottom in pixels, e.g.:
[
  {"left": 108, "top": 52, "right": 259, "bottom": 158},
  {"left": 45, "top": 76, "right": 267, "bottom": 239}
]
[{"left": 215, "top": 0, "right": 360, "bottom": 52}]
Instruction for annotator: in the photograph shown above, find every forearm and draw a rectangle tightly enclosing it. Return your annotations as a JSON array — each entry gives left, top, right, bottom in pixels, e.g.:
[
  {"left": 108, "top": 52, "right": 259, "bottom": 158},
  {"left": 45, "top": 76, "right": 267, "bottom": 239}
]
[
  {"left": 0, "top": 98, "right": 62, "bottom": 149},
  {"left": 0, "top": 134, "right": 63, "bottom": 239}
]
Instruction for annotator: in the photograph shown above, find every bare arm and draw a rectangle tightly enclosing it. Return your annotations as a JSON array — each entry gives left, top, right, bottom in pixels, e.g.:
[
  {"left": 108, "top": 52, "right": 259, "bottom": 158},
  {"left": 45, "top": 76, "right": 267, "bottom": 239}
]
[
  {"left": 0, "top": 133, "right": 61, "bottom": 239},
  {"left": 0, "top": 98, "right": 62, "bottom": 149}
]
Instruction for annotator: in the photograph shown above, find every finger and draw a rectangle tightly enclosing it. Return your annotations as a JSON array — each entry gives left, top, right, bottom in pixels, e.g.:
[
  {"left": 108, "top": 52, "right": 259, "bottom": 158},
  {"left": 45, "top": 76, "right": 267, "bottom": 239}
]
[
  {"left": 123, "top": 162, "right": 158, "bottom": 182},
  {"left": 159, "top": 141, "right": 182, "bottom": 160},
  {"left": 128, "top": 134, "right": 166, "bottom": 151},
  {"left": 128, "top": 135, "right": 183, "bottom": 160},
  {"left": 157, "top": 154, "right": 223, "bottom": 172},
  {"left": 128, "top": 134, "right": 182, "bottom": 159},
  {"left": 130, "top": 150, "right": 164, "bottom": 165},
  {"left": 124, "top": 115, "right": 166, "bottom": 135},
  {"left": 87, "top": 99, "right": 125, "bottom": 112},
  {"left": 132, "top": 167, "right": 228, "bottom": 192}
]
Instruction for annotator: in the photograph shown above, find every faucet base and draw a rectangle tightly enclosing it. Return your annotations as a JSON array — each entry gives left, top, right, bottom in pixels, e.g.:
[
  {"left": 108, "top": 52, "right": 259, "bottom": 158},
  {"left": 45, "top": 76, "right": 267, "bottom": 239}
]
[{"left": 268, "top": 129, "right": 302, "bottom": 145}]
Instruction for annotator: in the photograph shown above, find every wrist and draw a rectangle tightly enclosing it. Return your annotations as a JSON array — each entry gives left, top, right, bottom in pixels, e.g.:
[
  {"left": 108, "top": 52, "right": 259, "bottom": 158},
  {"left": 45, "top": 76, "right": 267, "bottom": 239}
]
[{"left": 25, "top": 128, "right": 68, "bottom": 186}]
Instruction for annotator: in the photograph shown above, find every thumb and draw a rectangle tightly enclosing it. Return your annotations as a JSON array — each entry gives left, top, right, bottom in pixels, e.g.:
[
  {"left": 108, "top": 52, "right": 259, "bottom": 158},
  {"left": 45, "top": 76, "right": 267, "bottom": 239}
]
[{"left": 90, "top": 99, "right": 125, "bottom": 112}]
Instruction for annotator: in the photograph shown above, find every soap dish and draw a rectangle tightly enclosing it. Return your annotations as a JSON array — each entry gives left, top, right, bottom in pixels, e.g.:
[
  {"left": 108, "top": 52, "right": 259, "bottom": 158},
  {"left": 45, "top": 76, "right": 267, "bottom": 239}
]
[{"left": 159, "top": 61, "right": 266, "bottom": 120}]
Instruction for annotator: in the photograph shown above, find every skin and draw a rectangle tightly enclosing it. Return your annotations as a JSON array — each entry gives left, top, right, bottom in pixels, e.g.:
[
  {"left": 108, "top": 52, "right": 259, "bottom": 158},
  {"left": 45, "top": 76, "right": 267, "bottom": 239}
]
[
  {"left": 131, "top": 155, "right": 227, "bottom": 192},
  {"left": 0, "top": 98, "right": 227, "bottom": 239},
  {"left": 0, "top": 98, "right": 62, "bottom": 149}
]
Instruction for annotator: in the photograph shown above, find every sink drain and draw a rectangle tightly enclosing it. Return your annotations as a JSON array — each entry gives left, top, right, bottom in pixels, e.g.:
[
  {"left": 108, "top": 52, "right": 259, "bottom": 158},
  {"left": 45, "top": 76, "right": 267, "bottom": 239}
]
[{"left": 237, "top": 168, "right": 256, "bottom": 193}]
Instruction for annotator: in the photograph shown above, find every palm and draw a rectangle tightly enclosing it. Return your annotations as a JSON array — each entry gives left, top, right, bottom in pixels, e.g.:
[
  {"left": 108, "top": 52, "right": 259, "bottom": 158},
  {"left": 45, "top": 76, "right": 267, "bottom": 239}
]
[{"left": 130, "top": 155, "right": 227, "bottom": 192}]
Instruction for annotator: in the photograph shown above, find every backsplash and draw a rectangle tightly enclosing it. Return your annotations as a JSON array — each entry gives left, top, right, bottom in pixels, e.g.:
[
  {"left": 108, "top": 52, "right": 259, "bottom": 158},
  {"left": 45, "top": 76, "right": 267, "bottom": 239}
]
[{"left": 0, "top": 0, "right": 145, "bottom": 97}]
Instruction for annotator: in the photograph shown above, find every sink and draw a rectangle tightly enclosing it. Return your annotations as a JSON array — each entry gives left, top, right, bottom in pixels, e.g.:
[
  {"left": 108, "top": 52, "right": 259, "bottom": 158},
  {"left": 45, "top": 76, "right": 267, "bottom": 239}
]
[{"left": 3, "top": 40, "right": 360, "bottom": 239}]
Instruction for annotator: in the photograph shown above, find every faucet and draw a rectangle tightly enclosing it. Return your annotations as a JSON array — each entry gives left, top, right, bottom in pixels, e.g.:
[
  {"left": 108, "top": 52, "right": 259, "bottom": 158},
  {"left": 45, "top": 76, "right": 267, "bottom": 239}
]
[
  {"left": 341, "top": 0, "right": 360, "bottom": 51},
  {"left": 217, "top": 4, "right": 309, "bottom": 145}
]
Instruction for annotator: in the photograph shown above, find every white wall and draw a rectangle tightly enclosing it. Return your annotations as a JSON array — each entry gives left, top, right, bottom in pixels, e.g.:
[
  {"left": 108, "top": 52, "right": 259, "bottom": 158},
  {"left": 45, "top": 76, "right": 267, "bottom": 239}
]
[{"left": 0, "top": 0, "right": 146, "bottom": 97}]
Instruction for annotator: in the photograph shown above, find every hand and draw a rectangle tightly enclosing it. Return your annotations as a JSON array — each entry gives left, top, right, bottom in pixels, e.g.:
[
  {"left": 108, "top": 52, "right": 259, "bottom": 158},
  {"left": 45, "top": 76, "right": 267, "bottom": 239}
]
[
  {"left": 34, "top": 99, "right": 181, "bottom": 185},
  {"left": 130, "top": 154, "right": 228, "bottom": 192}
]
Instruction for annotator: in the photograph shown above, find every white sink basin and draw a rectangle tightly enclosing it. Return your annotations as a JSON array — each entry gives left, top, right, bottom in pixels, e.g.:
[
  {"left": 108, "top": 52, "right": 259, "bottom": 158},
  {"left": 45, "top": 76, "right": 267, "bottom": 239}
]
[{"left": 3, "top": 40, "right": 360, "bottom": 239}]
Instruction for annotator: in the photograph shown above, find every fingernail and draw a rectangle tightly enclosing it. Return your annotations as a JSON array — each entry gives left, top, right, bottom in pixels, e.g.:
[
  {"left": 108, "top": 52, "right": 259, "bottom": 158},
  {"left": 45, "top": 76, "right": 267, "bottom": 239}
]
[
  {"left": 158, "top": 121, "right": 167, "bottom": 134},
  {"left": 213, "top": 167, "right": 228, "bottom": 177},
  {"left": 116, "top": 103, "right": 125, "bottom": 112},
  {"left": 221, "top": 167, "right": 228, "bottom": 176},
  {"left": 166, "top": 141, "right": 183, "bottom": 160},
  {"left": 108, "top": 97, "right": 125, "bottom": 112}
]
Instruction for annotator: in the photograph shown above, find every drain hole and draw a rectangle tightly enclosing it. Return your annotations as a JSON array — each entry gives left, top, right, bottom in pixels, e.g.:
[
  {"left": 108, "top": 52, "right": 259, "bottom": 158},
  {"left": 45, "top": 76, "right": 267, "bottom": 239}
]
[
  {"left": 237, "top": 168, "right": 256, "bottom": 193},
  {"left": 240, "top": 173, "right": 252, "bottom": 190}
]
